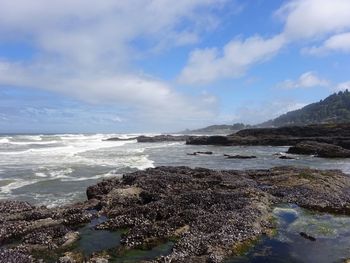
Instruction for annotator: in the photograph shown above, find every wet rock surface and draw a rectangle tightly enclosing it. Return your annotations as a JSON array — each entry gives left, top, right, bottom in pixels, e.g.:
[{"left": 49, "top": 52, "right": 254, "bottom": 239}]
[
  {"left": 2, "top": 166, "right": 350, "bottom": 262},
  {"left": 89, "top": 166, "right": 350, "bottom": 262},
  {"left": 0, "top": 199, "right": 97, "bottom": 262}
]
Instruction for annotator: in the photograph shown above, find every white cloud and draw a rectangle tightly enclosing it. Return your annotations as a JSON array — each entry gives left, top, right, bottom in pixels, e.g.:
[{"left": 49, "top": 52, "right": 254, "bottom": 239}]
[
  {"left": 179, "top": 0, "right": 350, "bottom": 85},
  {"left": 304, "top": 32, "right": 350, "bottom": 55},
  {"left": 278, "top": 0, "right": 350, "bottom": 40},
  {"left": 335, "top": 81, "right": 350, "bottom": 92},
  {"left": 178, "top": 34, "right": 286, "bottom": 84},
  {"left": 278, "top": 0, "right": 350, "bottom": 56},
  {"left": 0, "top": 0, "right": 232, "bottom": 127},
  {"left": 0, "top": 60, "right": 216, "bottom": 125},
  {"left": 277, "top": 71, "right": 330, "bottom": 89}
]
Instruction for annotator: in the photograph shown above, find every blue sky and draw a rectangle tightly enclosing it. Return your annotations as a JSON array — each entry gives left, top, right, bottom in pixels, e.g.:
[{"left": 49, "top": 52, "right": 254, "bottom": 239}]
[{"left": 0, "top": 0, "right": 350, "bottom": 133}]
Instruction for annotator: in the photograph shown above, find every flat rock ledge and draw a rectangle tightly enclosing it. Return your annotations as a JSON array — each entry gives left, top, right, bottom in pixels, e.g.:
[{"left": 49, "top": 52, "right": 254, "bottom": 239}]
[{"left": 2, "top": 166, "right": 350, "bottom": 262}]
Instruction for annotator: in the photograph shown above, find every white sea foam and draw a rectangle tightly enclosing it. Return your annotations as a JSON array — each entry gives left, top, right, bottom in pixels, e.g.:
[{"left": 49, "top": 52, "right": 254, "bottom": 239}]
[
  {"left": 0, "top": 179, "right": 39, "bottom": 194},
  {"left": 60, "top": 172, "right": 120, "bottom": 182},
  {"left": 35, "top": 168, "right": 74, "bottom": 179},
  {"left": 33, "top": 192, "right": 83, "bottom": 208},
  {"left": 6, "top": 140, "right": 61, "bottom": 145},
  {"left": 0, "top": 137, "right": 10, "bottom": 143}
]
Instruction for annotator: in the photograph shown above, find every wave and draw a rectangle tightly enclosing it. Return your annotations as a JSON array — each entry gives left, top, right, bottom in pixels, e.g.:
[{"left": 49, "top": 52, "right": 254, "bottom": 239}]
[
  {"left": 0, "top": 179, "right": 39, "bottom": 194},
  {"left": 60, "top": 172, "right": 121, "bottom": 182},
  {"left": 0, "top": 139, "right": 136, "bottom": 156},
  {"left": 34, "top": 168, "right": 74, "bottom": 179},
  {"left": 0, "top": 137, "right": 10, "bottom": 143},
  {"left": 5, "top": 140, "right": 61, "bottom": 145}
]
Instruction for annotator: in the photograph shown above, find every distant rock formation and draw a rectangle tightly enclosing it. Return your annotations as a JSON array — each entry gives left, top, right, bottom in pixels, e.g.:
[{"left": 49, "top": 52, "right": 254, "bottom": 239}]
[{"left": 186, "top": 123, "right": 350, "bottom": 158}]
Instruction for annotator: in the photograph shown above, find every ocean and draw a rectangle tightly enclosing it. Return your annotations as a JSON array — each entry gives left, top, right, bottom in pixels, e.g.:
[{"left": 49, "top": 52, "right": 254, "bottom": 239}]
[{"left": 1, "top": 133, "right": 350, "bottom": 208}]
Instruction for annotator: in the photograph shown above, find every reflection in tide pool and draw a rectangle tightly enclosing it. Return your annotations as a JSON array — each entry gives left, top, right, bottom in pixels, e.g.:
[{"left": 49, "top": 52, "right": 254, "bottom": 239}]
[{"left": 228, "top": 205, "right": 350, "bottom": 263}]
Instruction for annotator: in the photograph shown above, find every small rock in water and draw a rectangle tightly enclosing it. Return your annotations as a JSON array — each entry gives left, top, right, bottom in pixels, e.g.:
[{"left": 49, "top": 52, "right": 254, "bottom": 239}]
[
  {"left": 224, "top": 154, "right": 257, "bottom": 159},
  {"left": 187, "top": 151, "right": 213, "bottom": 156},
  {"left": 299, "top": 232, "right": 316, "bottom": 241},
  {"left": 279, "top": 156, "right": 295, "bottom": 160}
]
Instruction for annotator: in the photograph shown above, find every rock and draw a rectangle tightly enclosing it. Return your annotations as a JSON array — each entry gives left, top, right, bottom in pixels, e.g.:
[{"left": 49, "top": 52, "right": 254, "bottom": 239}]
[
  {"left": 186, "top": 123, "right": 350, "bottom": 151},
  {"left": 89, "top": 256, "right": 109, "bottom": 263},
  {"left": 187, "top": 151, "right": 213, "bottom": 156},
  {"left": 186, "top": 135, "right": 232, "bottom": 146},
  {"left": 136, "top": 135, "right": 189, "bottom": 143},
  {"left": 105, "top": 135, "right": 190, "bottom": 143},
  {"left": 279, "top": 156, "right": 295, "bottom": 160},
  {"left": 0, "top": 200, "right": 34, "bottom": 214},
  {"left": 2, "top": 166, "right": 350, "bottom": 262},
  {"left": 90, "top": 166, "right": 350, "bottom": 262},
  {"left": 299, "top": 232, "right": 316, "bottom": 241},
  {"left": 224, "top": 154, "right": 257, "bottom": 159},
  {"left": 86, "top": 179, "right": 121, "bottom": 200},
  {"left": 58, "top": 255, "right": 76, "bottom": 263},
  {"left": 58, "top": 252, "right": 80, "bottom": 263},
  {"left": 0, "top": 247, "right": 33, "bottom": 263},
  {"left": 104, "top": 137, "right": 137, "bottom": 141},
  {"left": 287, "top": 141, "right": 350, "bottom": 158}
]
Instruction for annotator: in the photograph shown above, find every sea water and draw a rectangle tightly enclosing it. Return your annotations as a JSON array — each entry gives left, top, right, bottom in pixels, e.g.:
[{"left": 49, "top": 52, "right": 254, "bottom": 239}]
[{"left": 1, "top": 133, "right": 350, "bottom": 207}]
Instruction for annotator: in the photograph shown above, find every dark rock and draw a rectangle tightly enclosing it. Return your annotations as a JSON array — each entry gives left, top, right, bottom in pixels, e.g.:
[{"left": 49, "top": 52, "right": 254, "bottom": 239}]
[
  {"left": 299, "top": 232, "right": 316, "bottom": 241},
  {"left": 288, "top": 141, "right": 350, "bottom": 158},
  {"left": 90, "top": 166, "right": 350, "bottom": 262},
  {"left": 186, "top": 135, "right": 232, "bottom": 145},
  {"left": 279, "top": 156, "right": 295, "bottom": 160},
  {"left": 105, "top": 135, "right": 190, "bottom": 143},
  {"left": 187, "top": 151, "right": 213, "bottom": 156},
  {"left": 0, "top": 247, "right": 33, "bottom": 263},
  {"left": 224, "top": 154, "right": 257, "bottom": 159},
  {"left": 137, "top": 135, "right": 189, "bottom": 143},
  {"left": 186, "top": 123, "right": 350, "bottom": 154},
  {"left": 104, "top": 137, "right": 137, "bottom": 141},
  {"left": 0, "top": 200, "right": 33, "bottom": 214},
  {"left": 86, "top": 178, "right": 121, "bottom": 200}
]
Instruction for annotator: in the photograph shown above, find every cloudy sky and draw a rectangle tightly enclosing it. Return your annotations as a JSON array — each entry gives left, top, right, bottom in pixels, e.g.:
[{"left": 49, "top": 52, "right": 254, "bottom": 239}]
[{"left": 0, "top": 0, "right": 350, "bottom": 133}]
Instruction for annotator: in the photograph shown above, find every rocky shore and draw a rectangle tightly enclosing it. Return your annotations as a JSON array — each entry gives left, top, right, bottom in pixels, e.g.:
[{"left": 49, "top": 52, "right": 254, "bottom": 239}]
[
  {"left": 186, "top": 123, "right": 350, "bottom": 158},
  {"left": 2, "top": 166, "right": 350, "bottom": 262}
]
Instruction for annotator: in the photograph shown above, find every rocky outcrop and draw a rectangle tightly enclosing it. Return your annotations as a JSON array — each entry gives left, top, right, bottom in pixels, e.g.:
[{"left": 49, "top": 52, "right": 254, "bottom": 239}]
[
  {"left": 0, "top": 199, "right": 98, "bottom": 262},
  {"left": 3, "top": 166, "right": 350, "bottom": 262},
  {"left": 88, "top": 166, "right": 350, "bottom": 262},
  {"left": 186, "top": 123, "right": 350, "bottom": 157},
  {"left": 287, "top": 141, "right": 350, "bottom": 158}
]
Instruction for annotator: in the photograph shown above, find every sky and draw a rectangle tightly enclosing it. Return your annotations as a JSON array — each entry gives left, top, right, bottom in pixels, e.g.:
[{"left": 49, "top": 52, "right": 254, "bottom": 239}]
[{"left": 0, "top": 0, "right": 350, "bottom": 133}]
